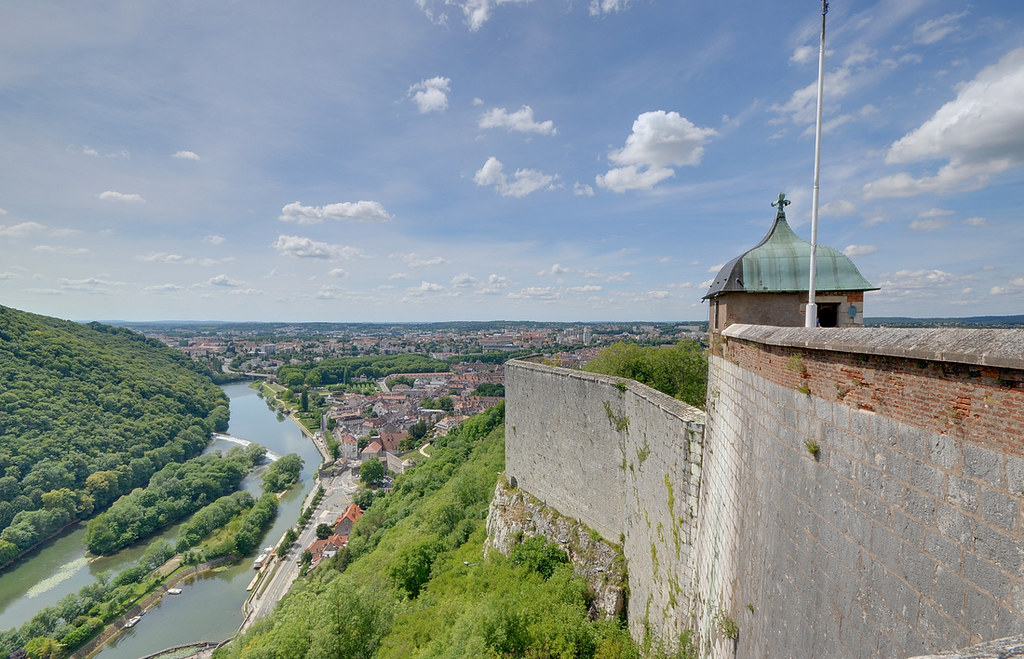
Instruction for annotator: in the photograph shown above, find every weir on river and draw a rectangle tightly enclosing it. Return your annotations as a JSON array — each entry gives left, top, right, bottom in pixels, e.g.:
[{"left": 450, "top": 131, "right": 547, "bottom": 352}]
[{"left": 0, "top": 382, "right": 323, "bottom": 659}]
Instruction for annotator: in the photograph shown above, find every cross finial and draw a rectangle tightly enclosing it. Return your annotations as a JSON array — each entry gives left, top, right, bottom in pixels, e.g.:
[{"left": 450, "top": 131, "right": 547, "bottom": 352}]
[{"left": 771, "top": 192, "right": 790, "bottom": 220}]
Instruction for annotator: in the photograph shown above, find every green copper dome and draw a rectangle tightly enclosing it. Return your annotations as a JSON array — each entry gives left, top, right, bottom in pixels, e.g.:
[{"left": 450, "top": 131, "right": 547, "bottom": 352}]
[{"left": 703, "top": 194, "right": 877, "bottom": 299}]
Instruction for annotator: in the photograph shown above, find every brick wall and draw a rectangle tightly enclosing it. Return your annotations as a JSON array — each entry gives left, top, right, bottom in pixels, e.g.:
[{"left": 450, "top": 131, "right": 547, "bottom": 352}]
[{"left": 694, "top": 325, "right": 1024, "bottom": 657}]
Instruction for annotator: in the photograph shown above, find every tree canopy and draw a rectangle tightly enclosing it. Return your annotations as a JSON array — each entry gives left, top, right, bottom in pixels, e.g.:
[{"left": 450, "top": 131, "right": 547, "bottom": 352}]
[
  {"left": 0, "top": 305, "right": 229, "bottom": 567},
  {"left": 585, "top": 340, "right": 708, "bottom": 409}
]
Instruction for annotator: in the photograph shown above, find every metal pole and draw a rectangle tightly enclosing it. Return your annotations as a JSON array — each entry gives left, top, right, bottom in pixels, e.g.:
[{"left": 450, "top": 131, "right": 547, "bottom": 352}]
[{"left": 805, "top": 0, "right": 828, "bottom": 328}]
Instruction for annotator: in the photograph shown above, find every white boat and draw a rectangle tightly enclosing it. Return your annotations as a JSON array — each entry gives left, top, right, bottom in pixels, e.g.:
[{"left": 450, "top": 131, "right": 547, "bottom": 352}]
[
  {"left": 167, "top": 587, "right": 182, "bottom": 595},
  {"left": 253, "top": 550, "right": 270, "bottom": 569},
  {"left": 125, "top": 615, "right": 142, "bottom": 628}
]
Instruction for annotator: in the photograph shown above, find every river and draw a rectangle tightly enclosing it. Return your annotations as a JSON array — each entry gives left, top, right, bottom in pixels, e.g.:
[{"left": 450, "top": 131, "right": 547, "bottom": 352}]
[{"left": 0, "top": 381, "right": 323, "bottom": 658}]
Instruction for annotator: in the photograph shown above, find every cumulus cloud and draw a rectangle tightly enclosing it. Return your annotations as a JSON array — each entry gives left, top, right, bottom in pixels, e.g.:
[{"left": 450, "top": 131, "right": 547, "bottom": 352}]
[
  {"left": 0, "top": 221, "right": 46, "bottom": 237},
  {"left": 59, "top": 277, "right": 124, "bottom": 292},
  {"left": 909, "top": 218, "right": 947, "bottom": 232},
  {"left": 913, "top": 11, "right": 966, "bottom": 45},
  {"left": 144, "top": 284, "right": 184, "bottom": 293},
  {"left": 480, "top": 274, "right": 512, "bottom": 294},
  {"left": 393, "top": 252, "right": 450, "bottom": 268},
  {"left": 33, "top": 245, "right": 88, "bottom": 255},
  {"left": 790, "top": 45, "right": 816, "bottom": 65},
  {"left": 204, "top": 234, "right": 225, "bottom": 245},
  {"left": 963, "top": 216, "right": 988, "bottom": 227},
  {"left": 507, "top": 286, "right": 559, "bottom": 300},
  {"left": 417, "top": 0, "right": 533, "bottom": 31},
  {"left": 990, "top": 277, "right": 1024, "bottom": 295},
  {"left": 479, "top": 105, "right": 556, "bottom": 135},
  {"left": 589, "top": 0, "right": 632, "bottom": 16},
  {"left": 573, "top": 182, "right": 594, "bottom": 196},
  {"left": 271, "top": 235, "right": 369, "bottom": 260},
  {"left": 877, "top": 269, "right": 975, "bottom": 300},
  {"left": 451, "top": 273, "right": 479, "bottom": 288},
  {"left": 137, "top": 252, "right": 185, "bottom": 263},
  {"left": 208, "top": 274, "right": 242, "bottom": 287},
  {"left": 821, "top": 200, "right": 857, "bottom": 217},
  {"left": 172, "top": 150, "right": 201, "bottom": 161},
  {"left": 279, "top": 200, "right": 391, "bottom": 224},
  {"left": 864, "top": 48, "right": 1024, "bottom": 199},
  {"left": 415, "top": 281, "right": 445, "bottom": 293},
  {"left": 473, "top": 156, "right": 557, "bottom": 197},
  {"left": 408, "top": 76, "right": 451, "bottom": 113},
  {"left": 538, "top": 263, "right": 570, "bottom": 276},
  {"left": 771, "top": 49, "right": 883, "bottom": 126},
  {"left": 843, "top": 244, "right": 877, "bottom": 257},
  {"left": 596, "top": 111, "right": 717, "bottom": 192},
  {"left": 329, "top": 268, "right": 349, "bottom": 278},
  {"left": 98, "top": 191, "right": 144, "bottom": 203}
]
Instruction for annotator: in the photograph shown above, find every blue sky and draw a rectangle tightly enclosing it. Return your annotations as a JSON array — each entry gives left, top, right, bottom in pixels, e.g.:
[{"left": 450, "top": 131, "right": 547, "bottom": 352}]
[{"left": 1, "top": 0, "right": 1022, "bottom": 322}]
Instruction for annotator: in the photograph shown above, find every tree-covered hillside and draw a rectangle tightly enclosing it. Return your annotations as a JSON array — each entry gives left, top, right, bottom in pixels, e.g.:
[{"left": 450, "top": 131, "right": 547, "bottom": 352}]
[
  {"left": 0, "top": 305, "right": 229, "bottom": 566},
  {"left": 217, "top": 403, "right": 646, "bottom": 658}
]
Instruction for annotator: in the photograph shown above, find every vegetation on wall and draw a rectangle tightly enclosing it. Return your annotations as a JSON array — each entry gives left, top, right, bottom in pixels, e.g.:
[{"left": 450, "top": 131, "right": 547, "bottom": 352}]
[
  {"left": 0, "top": 305, "right": 229, "bottom": 568},
  {"left": 585, "top": 340, "right": 708, "bottom": 409}
]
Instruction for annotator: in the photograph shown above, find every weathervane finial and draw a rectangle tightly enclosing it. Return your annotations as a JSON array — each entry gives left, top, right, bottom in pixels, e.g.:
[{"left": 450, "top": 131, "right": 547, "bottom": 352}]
[{"left": 771, "top": 192, "right": 791, "bottom": 220}]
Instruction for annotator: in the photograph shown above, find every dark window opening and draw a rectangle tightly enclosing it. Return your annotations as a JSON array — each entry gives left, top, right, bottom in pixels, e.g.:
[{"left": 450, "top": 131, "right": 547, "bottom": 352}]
[{"left": 818, "top": 303, "right": 838, "bottom": 327}]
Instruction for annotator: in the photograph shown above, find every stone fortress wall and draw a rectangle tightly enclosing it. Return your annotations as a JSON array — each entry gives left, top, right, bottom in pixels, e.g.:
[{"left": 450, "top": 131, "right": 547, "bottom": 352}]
[{"left": 503, "top": 325, "right": 1024, "bottom": 657}]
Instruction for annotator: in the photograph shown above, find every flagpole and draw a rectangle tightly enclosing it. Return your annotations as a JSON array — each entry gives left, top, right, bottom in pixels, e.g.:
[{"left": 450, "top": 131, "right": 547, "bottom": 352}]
[{"left": 805, "top": 0, "right": 829, "bottom": 328}]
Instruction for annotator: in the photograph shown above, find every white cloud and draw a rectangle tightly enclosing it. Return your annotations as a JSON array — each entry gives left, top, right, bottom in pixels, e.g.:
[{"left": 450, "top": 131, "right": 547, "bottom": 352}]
[
  {"left": 388, "top": 272, "right": 411, "bottom": 280},
  {"left": 451, "top": 273, "right": 479, "bottom": 288},
  {"left": 913, "top": 11, "right": 966, "bottom": 45},
  {"left": 573, "top": 182, "right": 594, "bottom": 196},
  {"left": 790, "top": 45, "right": 815, "bottom": 65},
  {"left": 271, "top": 235, "right": 369, "bottom": 260},
  {"left": 315, "top": 286, "right": 342, "bottom": 300},
  {"left": 538, "top": 263, "right": 570, "bottom": 276},
  {"left": 420, "top": 0, "right": 534, "bottom": 31},
  {"left": 204, "top": 234, "right": 225, "bottom": 245},
  {"left": 393, "top": 252, "right": 450, "bottom": 268},
  {"left": 821, "top": 200, "right": 857, "bottom": 217},
  {"left": 98, "top": 190, "right": 144, "bottom": 203},
  {"left": 990, "top": 278, "right": 1024, "bottom": 295},
  {"left": 73, "top": 145, "right": 129, "bottom": 159},
  {"left": 33, "top": 245, "right": 88, "bottom": 255},
  {"left": 864, "top": 48, "right": 1024, "bottom": 199},
  {"left": 279, "top": 200, "right": 391, "bottom": 224},
  {"left": 172, "top": 150, "right": 201, "bottom": 161},
  {"left": 596, "top": 111, "right": 717, "bottom": 192},
  {"left": 0, "top": 221, "right": 46, "bottom": 237},
  {"left": 918, "top": 207, "right": 954, "bottom": 218},
  {"left": 209, "top": 274, "right": 242, "bottom": 287},
  {"left": 963, "top": 216, "right": 988, "bottom": 227},
  {"left": 876, "top": 269, "right": 974, "bottom": 300},
  {"left": 137, "top": 252, "right": 184, "bottom": 263},
  {"left": 473, "top": 156, "right": 557, "bottom": 197},
  {"left": 415, "top": 281, "right": 445, "bottom": 293},
  {"left": 707, "top": 263, "right": 724, "bottom": 273},
  {"left": 328, "top": 268, "right": 349, "bottom": 278},
  {"left": 478, "top": 105, "right": 556, "bottom": 135},
  {"left": 0, "top": 272, "right": 21, "bottom": 280},
  {"left": 480, "top": 274, "right": 512, "bottom": 294},
  {"left": 909, "top": 218, "right": 947, "bottom": 232},
  {"left": 589, "top": 0, "right": 632, "bottom": 16},
  {"left": 507, "top": 286, "right": 560, "bottom": 300},
  {"left": 843, "top": 244, "right": 877, "bottom": 257},
  {"left": 567, "top": 285, "right": 603, "bottom": 293},
  {"left": 408, "top": 76, "right": 451, "bottom": 113},
  {"left": 144, "top": 284, "right": 184, "bottom": 293},
  {"left": 59, "top": 277, "right": 124, "bottom": 292}
]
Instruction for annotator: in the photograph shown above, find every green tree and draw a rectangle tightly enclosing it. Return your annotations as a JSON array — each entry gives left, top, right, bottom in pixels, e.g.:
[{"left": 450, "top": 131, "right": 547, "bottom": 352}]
[
  {"left": 360, "top": 459, "right": 385, "bottom": 488},
  {"left": 585, "top": 339, "right": 708, "bottom": 409},
  {"left": 316, "top": 523, "right": 333, "bottom": 540}
]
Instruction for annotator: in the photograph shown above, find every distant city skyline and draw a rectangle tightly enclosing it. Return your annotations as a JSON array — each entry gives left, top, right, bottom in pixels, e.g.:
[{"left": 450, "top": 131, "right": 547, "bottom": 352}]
[{"left": 1, "top": 1, "right": 1022, "bottom": 322}]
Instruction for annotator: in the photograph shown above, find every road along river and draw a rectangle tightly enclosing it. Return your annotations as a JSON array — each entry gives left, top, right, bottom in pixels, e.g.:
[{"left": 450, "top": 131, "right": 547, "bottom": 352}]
[{"left": 0, "top": 382, "right": 323, "bottom": 658}]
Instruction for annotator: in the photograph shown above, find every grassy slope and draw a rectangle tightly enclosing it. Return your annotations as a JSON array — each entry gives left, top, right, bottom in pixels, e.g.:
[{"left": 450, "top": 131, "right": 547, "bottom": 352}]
[{"left": 217, "top": 403, "right": 641, "bottom": 658}]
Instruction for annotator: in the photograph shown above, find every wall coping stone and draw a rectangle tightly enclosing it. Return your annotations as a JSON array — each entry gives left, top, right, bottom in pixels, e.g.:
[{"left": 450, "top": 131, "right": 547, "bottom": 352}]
[
  {"left": 508, "top": 359, "right": 706, "bottom": 424},
  {"left": 721, "top": 324, "right": 1024, "bottom": 369}
]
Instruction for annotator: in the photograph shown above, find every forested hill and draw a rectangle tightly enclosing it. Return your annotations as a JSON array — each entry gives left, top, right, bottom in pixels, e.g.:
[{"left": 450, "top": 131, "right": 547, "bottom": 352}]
[{"left": 0, "top": 305, "right": 229, "bottom": 566}]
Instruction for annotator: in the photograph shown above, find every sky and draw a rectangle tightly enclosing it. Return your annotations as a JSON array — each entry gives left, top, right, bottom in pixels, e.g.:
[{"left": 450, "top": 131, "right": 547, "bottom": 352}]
[{"left": 1, "top": 0, "right": 1022, "bottom": 323}]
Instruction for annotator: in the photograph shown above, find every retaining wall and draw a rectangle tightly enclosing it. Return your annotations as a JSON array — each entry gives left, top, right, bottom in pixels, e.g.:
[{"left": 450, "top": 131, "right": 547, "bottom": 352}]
[
  {"left": 504, "top": 325, "right": 1024, "bottom": 657},
  {"left": 505, "top": 360, "right": 705, "bottom": 645}
]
